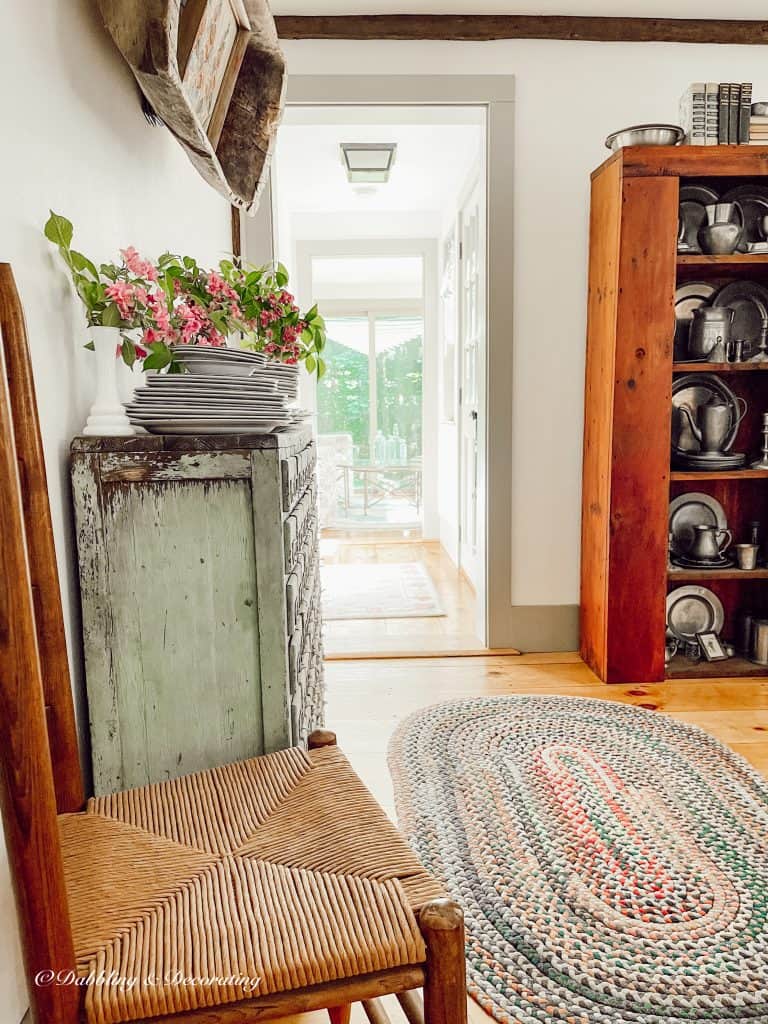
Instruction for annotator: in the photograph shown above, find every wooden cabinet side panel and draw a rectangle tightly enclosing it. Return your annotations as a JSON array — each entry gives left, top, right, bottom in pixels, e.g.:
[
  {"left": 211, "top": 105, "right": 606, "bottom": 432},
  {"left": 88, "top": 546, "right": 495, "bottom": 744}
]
[
  {"left": 580, "top": 161, "right": 622, "bottom": 679},
  {"left": 606, "top": 175, "right": 678, "bottom": 682},
  {"left": 251, "top": 449, "right": 292, "bottom": 753}
]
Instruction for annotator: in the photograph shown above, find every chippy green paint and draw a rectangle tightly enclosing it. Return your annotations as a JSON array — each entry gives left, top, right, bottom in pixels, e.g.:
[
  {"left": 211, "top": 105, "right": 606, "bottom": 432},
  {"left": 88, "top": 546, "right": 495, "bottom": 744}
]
[{"left": 71, "top": 430, "right": 320, "bottom": 795}]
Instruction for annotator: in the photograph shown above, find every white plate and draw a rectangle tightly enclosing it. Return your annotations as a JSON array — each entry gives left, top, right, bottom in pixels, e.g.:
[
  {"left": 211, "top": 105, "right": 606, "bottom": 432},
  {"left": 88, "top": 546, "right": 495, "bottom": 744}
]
[
  {"left": 147, "top": 374, "right": 278, "bottom": 386},
  {"left": 132, "top": 392, "right": 285, "bottom": 404},
  {"left": 134, "top": 421, "right": 281, "bottom": 435},
  {"left": 172, "top": 346, "right": 266, "bottom": 361},
  {"left": 129, "top": 408, "right": 291, "bottom": 419}
]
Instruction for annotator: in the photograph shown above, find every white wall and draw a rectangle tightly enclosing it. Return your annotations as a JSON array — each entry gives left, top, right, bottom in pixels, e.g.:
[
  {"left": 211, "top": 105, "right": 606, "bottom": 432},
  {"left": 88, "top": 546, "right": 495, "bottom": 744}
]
[
  {"left": 280, "top": 39, "right": 768, "bottom": 608},
  {"left": 0, "top": 2, "right": 230, "bottom": 1020}
]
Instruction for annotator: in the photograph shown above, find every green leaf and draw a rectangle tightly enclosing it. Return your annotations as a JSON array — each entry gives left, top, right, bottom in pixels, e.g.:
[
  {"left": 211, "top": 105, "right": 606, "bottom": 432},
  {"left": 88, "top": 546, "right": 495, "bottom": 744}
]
[
  {"left": 100, "top": 263, "right": 119, "bottom": 281},
  {"left": 317, "top": 356, "right": 327, "bottom": 379},
  {"left": 70, "top": 250, "right": 99, "bottom": 280},
  {"left": 44, "top": 211, "right": 73, "bottom": 248},
  {"left": 101, "top": 302, "right": 123, "bottom": 327},
  {"left": 121, "top": 338, "right": 137, "bottom": 367},
  {"left": 275, "top": 270, "right": 289, "bottom": 288},
  {"left": 83, "top": 340, "right": 95, "bottom": 351},
  {"left": 305, "top": 354, "right": 316, "bottom": 374},
  {"left": 305, "top": 304, "right": 318, "bottom": 322}
]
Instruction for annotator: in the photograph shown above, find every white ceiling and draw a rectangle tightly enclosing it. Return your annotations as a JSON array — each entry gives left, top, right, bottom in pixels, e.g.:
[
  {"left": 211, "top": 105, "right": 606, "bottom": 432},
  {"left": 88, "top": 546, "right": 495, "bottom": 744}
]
[
  {"left": 274, "top": 107, "right": 483, "bottom": 215},
  {"left": 271, "top": 0, "right": 768, "bottom": 18}
]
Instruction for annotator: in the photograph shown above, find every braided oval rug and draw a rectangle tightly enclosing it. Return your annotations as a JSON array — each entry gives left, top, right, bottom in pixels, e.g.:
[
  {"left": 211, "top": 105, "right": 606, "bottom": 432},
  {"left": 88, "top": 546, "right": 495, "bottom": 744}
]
[{"left": 389, "top": 695, "right": 768, "bottom": 1024}]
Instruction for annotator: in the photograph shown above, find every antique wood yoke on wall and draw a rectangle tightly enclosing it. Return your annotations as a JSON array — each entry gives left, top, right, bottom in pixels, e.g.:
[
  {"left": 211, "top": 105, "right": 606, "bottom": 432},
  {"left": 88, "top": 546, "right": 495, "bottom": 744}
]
[
  {"left": 71, "top": 428, "right": 323, "bottom": 794},
  {"left": 581, "top": 145, "right": 768, "bottom": 684},
  {"left": 96, "top": 0, "right": 286, "bottom": 211}
]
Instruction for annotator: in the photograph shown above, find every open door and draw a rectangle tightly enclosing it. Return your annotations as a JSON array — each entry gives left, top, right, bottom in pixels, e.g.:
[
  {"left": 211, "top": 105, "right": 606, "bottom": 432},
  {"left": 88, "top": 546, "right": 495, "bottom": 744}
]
[{"left": 458, "top": 176, "right": 486, "bottom": 602}]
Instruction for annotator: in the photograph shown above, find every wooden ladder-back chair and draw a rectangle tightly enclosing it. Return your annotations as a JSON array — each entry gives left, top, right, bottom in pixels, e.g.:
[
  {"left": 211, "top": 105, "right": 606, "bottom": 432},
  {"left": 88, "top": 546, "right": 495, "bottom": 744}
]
[{"left": 0, "top": 263, "right": 468, "bottom": 1024}]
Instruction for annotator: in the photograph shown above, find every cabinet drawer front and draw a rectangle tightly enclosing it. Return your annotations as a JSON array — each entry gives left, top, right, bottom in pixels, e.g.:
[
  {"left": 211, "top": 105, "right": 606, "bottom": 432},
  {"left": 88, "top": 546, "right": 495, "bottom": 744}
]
[{"left": 281, "top": 442, "right": 317, "bottom": 514}]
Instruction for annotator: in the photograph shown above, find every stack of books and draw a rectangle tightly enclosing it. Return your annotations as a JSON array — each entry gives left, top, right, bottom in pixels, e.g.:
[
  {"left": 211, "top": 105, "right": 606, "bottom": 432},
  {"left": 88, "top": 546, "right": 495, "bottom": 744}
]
[
  {"left": 750, "top": 112, "right": 768, "bottom": 146},
  {"left": 679, "top": 83, "right": 753, "bottom": 145}
]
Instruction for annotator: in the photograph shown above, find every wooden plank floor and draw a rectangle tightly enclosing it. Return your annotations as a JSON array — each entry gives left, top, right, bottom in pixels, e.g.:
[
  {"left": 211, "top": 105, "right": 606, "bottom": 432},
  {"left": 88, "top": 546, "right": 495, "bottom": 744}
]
[
  {"left": 321, "top": 537, "right": 483, "bottom": 657},
  {"left": 274, "top": 652, "right": 768, "bottom": 1024}
]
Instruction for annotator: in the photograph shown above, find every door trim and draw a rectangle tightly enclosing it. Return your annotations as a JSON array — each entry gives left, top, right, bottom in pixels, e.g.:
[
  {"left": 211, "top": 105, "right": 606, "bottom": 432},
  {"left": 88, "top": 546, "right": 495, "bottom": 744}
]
[{"left": 247, "top": 74, "right": 523, "bottom": 649}]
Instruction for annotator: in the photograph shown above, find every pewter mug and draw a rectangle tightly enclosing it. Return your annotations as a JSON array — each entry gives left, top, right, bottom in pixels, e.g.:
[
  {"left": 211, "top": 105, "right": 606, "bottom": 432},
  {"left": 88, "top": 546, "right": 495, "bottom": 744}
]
[
  {"left": 688, "top": 307, "right": 734, "bottom": 361},
  {"left": 689, "top": 523, "right": 732, "bottom": 561},
  {"left": 678, "top": 394, "right": 747, "bottom": 453}
]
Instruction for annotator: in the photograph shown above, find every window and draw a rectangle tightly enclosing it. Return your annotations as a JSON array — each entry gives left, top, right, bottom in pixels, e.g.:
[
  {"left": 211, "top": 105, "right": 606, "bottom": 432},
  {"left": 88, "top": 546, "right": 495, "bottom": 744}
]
[{"left": 317, "top": 313, "right": 423, "bottom": 463}]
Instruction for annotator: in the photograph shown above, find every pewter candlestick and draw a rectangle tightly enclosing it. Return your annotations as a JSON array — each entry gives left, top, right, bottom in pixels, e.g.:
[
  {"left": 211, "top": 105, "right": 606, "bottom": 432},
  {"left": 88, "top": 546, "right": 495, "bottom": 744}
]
[{"left": 751, "top": 411, "right": 768, "bottom": 469}]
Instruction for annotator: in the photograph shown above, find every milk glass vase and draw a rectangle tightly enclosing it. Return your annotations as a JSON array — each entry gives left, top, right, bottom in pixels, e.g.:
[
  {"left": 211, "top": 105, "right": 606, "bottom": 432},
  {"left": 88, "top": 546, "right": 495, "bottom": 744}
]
[{"left": 82, "top": 326, "right": 134, "bottom": 436}]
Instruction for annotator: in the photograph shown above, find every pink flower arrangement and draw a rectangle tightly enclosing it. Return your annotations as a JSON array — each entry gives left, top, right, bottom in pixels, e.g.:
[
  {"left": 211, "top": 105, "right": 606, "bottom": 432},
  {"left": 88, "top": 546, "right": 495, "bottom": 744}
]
[{"left": 45, "top": 212, "right": 328, "bottom": 376}]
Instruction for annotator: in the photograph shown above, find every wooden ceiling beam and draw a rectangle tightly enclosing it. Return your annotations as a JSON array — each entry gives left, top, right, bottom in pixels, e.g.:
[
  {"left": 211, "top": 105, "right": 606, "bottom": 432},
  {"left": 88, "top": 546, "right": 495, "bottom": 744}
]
[{"left": 274, "top": 14, "right": 768, "bottom": 45}]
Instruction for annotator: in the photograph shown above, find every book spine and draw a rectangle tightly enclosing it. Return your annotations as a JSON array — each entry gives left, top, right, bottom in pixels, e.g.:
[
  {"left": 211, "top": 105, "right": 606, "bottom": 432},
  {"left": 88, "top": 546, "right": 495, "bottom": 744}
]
[
  {"left": 691, "top": 83, "right": 706, "bottom": 145},
  {"left": 705, "top": 82, "right": 719, "bottom": 145},
  {"left": 729, "top": 83, "right": 740, "bottom": 143},
  {"left": 718, "top": 83, "right": 730, "bottom": 144},
  {"left": 740, "top": 83, "right": 753, "bottom": 144}
]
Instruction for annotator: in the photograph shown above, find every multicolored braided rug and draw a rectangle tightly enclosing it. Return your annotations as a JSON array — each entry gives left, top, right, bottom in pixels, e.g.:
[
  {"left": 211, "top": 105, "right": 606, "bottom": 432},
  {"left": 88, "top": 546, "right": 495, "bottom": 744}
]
[{"left": 389, "top": 695, "right": 768, "bottom": 1023}]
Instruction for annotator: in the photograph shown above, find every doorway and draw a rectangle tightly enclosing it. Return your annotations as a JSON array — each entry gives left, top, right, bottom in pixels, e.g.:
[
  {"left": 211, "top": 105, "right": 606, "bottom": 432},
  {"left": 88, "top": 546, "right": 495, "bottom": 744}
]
[{"left": 244, "top": 77, "right": 517, "bottom": 654}]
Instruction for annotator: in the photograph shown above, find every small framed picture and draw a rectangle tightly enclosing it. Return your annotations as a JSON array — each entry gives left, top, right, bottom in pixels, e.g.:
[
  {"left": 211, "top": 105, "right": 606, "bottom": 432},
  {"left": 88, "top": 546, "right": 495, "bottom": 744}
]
[{"left": 696, "top": 631, "right": 729, "bottom": 662}]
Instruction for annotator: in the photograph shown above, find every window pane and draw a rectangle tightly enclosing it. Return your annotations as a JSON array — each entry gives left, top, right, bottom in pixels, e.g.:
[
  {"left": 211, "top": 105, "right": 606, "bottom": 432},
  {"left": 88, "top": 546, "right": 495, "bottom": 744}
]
[
  {"left": 374, "top": 316, "right": 423, "bottom": 462},
  {"left": 317, "top": 316, "right": 371, "bottom": 459}
]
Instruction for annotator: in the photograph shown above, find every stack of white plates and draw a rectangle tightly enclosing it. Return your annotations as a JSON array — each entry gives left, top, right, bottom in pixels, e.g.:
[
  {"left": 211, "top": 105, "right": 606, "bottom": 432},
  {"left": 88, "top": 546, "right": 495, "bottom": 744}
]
[{"left": 126, "top": 347, "right": 308, "bottom": 435}]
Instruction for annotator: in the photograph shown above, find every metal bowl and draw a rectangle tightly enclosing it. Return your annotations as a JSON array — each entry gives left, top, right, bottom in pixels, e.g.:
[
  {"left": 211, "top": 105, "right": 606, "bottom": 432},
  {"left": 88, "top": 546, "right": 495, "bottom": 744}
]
[{"left": 605, "top": 124, "right": 684, "bottom": 152}]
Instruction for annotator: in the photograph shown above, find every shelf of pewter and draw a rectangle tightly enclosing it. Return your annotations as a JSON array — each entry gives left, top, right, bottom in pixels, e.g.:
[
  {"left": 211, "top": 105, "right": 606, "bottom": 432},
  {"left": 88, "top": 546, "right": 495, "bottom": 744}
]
[{"left": 581, "top": 145, "right": 768, "bottom": 683}]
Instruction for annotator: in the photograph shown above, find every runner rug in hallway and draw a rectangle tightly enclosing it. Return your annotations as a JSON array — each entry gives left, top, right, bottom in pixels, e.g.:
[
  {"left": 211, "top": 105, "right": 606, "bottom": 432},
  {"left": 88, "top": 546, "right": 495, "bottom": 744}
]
[
  {"left": 321, "top": 561, "right": 445, "bottom": 620},
  {"left": 389, "top": 695, "right": 768, "bottom": 1024}
]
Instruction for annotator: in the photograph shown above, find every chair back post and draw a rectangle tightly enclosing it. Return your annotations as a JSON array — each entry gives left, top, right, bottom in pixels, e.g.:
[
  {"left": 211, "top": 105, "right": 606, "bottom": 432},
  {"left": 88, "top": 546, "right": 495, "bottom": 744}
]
[
  {"left": 0, "top": 272, "right": 80, "bottom": 1023},
  {"left": 0, "top": 264, "right": 84, "bottom": 814}
]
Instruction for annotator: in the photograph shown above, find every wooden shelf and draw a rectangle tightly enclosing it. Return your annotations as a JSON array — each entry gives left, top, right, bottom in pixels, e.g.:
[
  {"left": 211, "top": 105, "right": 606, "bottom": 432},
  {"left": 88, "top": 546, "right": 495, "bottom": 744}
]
[
  {"left": 668, "top": 566, "right": 768, "bottom": 580},
  {"left": 670, "top": 469, "right": 768, "bottom": 480},
  {"left": 673, "top": 362, "right": 768, "bottom": 372},
  {"left": 666, "top": 654, "right": 768, "bottom": 679},
  {"left": 677, "top": 254, "right": 768, "bottom": 267}
]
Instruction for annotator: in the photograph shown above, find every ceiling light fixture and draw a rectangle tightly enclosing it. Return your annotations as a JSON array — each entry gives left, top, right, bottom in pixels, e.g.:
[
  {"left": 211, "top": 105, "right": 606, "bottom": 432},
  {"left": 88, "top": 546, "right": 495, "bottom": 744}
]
[{"left": 340, "top": 143, "right": 397, "bottom": 184}]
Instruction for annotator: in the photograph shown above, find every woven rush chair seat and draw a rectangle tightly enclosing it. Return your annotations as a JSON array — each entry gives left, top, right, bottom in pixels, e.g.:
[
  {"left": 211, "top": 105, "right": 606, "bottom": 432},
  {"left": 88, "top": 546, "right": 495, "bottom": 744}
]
[{"left": 59, "top": 742, "right": 445, "bottom": 1024}]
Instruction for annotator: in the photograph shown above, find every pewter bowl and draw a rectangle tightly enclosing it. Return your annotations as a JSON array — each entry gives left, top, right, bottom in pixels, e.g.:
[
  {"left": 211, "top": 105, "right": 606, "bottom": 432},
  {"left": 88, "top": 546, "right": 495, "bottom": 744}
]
[{"left": 605, "top": 124, "right": 684, "bottom": 151}]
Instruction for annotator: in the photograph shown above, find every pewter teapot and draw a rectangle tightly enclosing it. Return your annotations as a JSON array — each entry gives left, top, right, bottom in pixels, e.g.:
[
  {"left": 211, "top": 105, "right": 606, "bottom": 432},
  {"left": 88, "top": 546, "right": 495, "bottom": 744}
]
[{"left": 678, "top": 394, "right": 746, "bottom": 453}]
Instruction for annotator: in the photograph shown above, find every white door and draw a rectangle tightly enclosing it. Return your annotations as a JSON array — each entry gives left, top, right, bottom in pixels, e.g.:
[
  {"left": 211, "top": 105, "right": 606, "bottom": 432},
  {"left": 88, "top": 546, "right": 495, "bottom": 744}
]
[{"left": 458, "top": 177, "right": 486, "bottom": 591}]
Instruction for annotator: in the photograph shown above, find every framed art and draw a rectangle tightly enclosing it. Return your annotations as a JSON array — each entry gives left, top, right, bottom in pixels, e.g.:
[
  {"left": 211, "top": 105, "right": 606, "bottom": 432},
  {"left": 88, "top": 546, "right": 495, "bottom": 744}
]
[{"left": 696, "top": 631, "right": 729, "bottom": 662}]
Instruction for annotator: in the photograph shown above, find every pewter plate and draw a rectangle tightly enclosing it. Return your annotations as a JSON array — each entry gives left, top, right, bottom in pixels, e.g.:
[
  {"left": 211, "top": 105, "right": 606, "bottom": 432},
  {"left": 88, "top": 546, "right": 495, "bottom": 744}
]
[
  {"left": 668, "top": 492, "right": 727, "bottom": 556},
  {"left": 666, "top": 585, "right": 724, "bottom": 642},
  {"left": 674, "top": 282, "right": 717, "bottom": 359},
  {"left": 720, "top": 185, "right": 768, "bottom": 252},
  {"left": 671, "top": 373, "right": 741, "bottom": 454},
  {"left": 679, "top": 184, "right": 720, "bottom": 207},
  {"left": 712, "top": 280, "right": 768, "bottom": 350}
]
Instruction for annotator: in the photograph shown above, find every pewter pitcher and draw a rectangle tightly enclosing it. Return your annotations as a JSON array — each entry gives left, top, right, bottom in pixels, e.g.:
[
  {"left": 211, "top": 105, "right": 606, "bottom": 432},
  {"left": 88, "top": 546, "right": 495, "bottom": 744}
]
[
  {"left": 678, "top": 394, "right": 747, "bottom": 453},
  {"left": 699, "top": 202, "right": 744, "bottom": 255},
  {"left": 688, "top": 307, "right": 734, "bottom": 361},
  {"left": 689, "top": 523, "right": 732, "bottom": 561}
]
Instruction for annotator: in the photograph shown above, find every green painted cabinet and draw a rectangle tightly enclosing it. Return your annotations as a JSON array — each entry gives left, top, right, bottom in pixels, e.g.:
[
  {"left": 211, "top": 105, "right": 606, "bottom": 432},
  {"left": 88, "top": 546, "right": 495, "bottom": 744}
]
[{"left": 71, "top": 428, "right": 323, "bottom": 795}]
